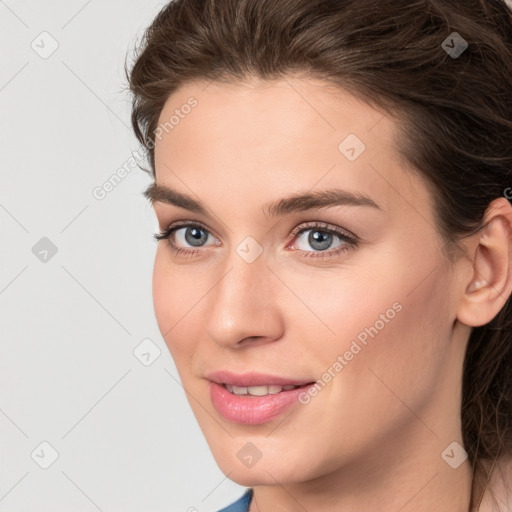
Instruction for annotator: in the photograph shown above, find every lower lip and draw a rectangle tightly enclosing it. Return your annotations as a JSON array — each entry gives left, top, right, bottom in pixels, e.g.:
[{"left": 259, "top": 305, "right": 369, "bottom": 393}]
[{"left": 209, "top": 381, "right": 313, "bottom": 425}]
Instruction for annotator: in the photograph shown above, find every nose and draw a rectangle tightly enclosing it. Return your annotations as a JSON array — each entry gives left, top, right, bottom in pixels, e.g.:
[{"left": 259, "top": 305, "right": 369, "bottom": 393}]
[{"left": 204, "top": 246, "right": 285, "bottom": 349}]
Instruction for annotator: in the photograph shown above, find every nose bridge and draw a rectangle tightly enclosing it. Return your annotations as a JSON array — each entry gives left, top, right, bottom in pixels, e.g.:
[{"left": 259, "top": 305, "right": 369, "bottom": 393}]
[{"left": 204, "top": 241, "right": 283, "bottom": 347}]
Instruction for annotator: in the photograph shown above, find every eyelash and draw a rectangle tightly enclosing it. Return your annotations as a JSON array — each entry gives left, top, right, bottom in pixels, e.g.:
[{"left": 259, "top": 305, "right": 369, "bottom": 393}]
[{"left": 153, "top": 221, "right": 359, "bottom": 260}]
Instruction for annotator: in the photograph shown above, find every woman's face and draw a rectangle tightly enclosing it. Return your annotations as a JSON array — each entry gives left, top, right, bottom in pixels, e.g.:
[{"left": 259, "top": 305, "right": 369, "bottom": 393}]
[{"left": 149, "top": 76, "right": 470, "bottom": 486}]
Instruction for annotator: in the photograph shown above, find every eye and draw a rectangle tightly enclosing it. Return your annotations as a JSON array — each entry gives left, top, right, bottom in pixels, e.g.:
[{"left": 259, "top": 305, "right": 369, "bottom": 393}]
[
  {"left": 288, "top": 222, "right": 358, "bottom": 259},
  {"left": 154, "top": 220, "right": 359, "bottom": 260},
  {"left": 154, "top": 221, "right": 216, "bottom": 256}
]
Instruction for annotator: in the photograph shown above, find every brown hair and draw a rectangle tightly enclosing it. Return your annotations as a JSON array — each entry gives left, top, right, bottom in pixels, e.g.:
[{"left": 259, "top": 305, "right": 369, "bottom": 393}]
[{"left": 125, "top": 0, "right": 512, "bottom": 509}]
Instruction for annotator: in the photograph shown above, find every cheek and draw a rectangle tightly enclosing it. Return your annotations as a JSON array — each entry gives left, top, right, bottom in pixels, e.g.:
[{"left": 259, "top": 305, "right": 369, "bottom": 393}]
[
  {"left": 152, "top": 249, "right": 173, "bottom": 336},
  {"left": 152, "top": 248, "right": 198, "bottom": 363},
  {"left": 277, "top": 269, "right": 455, "bottom": 472},
  {"left": 295, "top": 241, "right": 454, "bottom": 404},
  {"left": 153, "top": 251, "right": 169, "bottom": 328},
  {"left": 323, "top": 262, "right": 455, "bottom": 438}
]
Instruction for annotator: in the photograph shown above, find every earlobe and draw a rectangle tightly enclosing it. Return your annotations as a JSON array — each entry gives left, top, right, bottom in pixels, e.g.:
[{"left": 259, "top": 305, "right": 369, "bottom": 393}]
[{"left": 458, "top": 198, "right": 512, "bottom": 327}]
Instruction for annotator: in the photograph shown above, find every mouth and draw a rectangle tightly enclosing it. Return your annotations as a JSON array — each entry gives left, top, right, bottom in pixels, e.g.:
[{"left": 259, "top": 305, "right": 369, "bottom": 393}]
[{"left": 207, "top": 373, "right": 317, "bottom": 425}]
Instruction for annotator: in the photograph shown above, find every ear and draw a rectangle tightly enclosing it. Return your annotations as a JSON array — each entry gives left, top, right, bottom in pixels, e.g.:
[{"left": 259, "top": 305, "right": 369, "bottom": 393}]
[{"left": 457, "top": 197, "right": 512, "bottom": 327}]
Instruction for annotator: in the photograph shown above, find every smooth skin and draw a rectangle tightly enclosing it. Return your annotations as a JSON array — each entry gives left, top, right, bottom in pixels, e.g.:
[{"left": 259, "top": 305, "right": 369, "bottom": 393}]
[{"left": 147, "top": 76, "right": 512, "bottom": 512}]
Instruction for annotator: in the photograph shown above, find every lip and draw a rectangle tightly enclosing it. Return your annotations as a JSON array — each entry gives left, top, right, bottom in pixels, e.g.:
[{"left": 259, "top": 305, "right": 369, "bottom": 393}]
[
  {"left": 206, "top": 370, "right": 313, "bottom": 387},
  {"left": 209, "top": 381, "right": 314, "bottom": 425}
]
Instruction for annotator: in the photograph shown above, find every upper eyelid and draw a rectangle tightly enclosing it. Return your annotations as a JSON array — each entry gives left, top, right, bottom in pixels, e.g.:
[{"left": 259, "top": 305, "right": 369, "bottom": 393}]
[
  {"left": 164, "top": 220, "right": 219, "bottom": 240},
  {"left": 291, "top": 222, "right": 357, "bottom": 240}
]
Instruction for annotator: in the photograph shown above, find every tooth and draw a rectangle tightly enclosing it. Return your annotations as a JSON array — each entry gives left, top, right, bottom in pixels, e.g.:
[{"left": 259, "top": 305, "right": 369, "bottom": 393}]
[
  {"left": 225, "top": 384, "right": 299, "bottom": 396},
  {"left": 247, "top": 385, "right": 269, "bottom": 396},
  {"left": 232, "top": 385, "right": 248, "bottom": 395}
]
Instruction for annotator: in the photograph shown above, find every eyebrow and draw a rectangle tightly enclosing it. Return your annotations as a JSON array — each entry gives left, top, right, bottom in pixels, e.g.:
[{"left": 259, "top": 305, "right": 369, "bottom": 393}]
[{"left": 143, "top": 183, "right": 381, "bottom": 218}]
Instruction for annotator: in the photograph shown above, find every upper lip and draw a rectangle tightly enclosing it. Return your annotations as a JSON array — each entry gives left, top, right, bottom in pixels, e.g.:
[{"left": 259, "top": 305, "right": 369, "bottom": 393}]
[{"left": 206, "top": 370, "right": 314, "bottom": 387}]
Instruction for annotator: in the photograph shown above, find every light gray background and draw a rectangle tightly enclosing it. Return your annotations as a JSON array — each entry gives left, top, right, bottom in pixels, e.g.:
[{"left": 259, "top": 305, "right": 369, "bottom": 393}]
[
  {"left": 0, "top": 1, "right": 246, "bottom": 511},
  {"left": 3, "top": 1, "right": 512, "bottom": 512}
]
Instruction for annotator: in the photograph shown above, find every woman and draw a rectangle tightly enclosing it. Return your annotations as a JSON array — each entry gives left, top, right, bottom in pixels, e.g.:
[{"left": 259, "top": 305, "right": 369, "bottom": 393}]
[{"left": 126, "top": 0, "right": 512, "bottom": 510}]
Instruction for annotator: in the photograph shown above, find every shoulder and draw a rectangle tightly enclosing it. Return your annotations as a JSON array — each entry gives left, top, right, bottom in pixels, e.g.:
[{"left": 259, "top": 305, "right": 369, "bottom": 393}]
[
  {"left": 217, "top": 488, "right": 253, "bottom": 512},
  {"left": 478, "top": 456, "right": 512, "bottom": 512}
]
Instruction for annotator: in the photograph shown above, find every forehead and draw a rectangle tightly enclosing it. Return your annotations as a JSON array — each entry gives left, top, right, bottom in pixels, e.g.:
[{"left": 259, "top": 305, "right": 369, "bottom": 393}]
[
  {"left": 153, "top": 76, "right": 433, "bottom": 225},
  {"left": 156, "top": 76, "right": 388, "bottom": 153}
]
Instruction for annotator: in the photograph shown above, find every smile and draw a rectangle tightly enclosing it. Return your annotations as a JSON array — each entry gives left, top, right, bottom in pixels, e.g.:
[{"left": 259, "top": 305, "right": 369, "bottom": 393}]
[
  {"left": 210, "top": 380, "right": 315, "bottom": 424},
  {"left": 224, "top": 384, "right": 302, "bottom": 396}
]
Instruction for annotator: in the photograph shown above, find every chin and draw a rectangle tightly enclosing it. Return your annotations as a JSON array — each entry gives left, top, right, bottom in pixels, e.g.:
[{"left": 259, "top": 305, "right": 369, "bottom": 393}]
[
  {"left": 221, "top": 464, "right": 304, "bottom": 487},
  {"left": 212, "top": 447, "right": 314, "bottom": 486}
]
